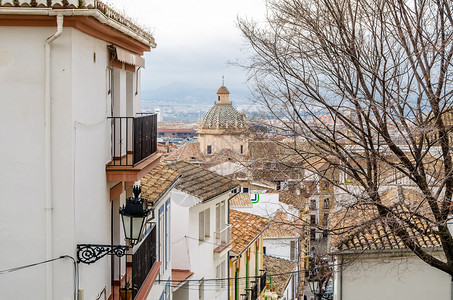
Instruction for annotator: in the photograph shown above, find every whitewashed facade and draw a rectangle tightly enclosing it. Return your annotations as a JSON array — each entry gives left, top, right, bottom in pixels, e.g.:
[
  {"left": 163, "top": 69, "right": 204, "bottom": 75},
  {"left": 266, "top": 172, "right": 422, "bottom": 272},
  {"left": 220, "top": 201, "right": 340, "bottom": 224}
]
[
  {"left": 170, "top": 191, "right": 231, "bottom": 300},
  {"left": 0, "top": 3, "right": 160, "bottom": 299}
]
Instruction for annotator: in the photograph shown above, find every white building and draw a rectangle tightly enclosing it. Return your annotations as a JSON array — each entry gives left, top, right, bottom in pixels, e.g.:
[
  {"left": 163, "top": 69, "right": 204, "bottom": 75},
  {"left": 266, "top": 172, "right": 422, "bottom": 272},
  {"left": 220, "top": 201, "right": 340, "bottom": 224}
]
[
  {"left": 330, "top": 188, "right": 451, "bottom": 300},
  {"left": 0, "top": 2, "right": 162, "bottom": 299},
  {"left": 141, "top": 165, "right": 181, "bottom": 300},
  {"left": 168, "top": 161, "right": 239, "bottom": 300}
]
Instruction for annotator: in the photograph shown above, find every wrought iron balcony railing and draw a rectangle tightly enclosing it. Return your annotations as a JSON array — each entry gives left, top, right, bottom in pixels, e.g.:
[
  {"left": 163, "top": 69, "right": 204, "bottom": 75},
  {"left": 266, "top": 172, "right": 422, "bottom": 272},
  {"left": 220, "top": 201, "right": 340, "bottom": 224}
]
[
  {"left": 131, "top": 224, "right": 156, "bottom": 298},
  {"left": 108, "top": 114, "right": 157, "bottom": 166}
]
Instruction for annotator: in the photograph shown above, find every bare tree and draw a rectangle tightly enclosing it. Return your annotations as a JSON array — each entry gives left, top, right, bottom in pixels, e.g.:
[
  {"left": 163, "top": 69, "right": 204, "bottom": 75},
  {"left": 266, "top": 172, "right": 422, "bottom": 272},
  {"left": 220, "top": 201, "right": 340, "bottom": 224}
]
[{"left": 238, "top": 0, "right": 453, "bottom": 276}]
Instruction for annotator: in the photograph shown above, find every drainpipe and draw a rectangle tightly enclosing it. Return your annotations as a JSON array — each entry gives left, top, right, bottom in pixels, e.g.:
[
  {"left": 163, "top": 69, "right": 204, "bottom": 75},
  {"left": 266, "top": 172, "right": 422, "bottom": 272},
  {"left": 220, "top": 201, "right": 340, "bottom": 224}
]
[{"left": 45, "top": 14, "right": 64, "bottom": 300}]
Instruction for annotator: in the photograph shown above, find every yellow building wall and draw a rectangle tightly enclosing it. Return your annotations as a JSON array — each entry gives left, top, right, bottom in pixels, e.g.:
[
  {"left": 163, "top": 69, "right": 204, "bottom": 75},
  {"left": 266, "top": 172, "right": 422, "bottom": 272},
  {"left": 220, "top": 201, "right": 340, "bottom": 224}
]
[{"left": 229, "top": 235, "right": 264, "bottom": 300}]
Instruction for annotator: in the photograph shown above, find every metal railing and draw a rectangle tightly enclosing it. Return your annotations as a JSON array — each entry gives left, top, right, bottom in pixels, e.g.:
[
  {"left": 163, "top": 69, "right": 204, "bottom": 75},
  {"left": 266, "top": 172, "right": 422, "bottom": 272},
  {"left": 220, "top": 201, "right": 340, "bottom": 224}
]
[
  {"left": 131, "top": 225, "right": 156, "bottom": 298},
  {"left": 259, "top": 271, "right": 267, "bottom": 293},
  {"left": 108, "top": 114, "right": 157, "bottom": 166},
  {"left": 215, "top": 224, "right": 231, "bottom": 245}
]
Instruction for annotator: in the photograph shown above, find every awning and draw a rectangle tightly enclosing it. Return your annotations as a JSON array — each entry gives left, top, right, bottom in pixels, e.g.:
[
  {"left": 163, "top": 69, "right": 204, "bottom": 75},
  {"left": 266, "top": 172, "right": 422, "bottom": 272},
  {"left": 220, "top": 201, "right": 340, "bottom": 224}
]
[{"left": 113, "top": 46, "right": 145, "bottom": 68}]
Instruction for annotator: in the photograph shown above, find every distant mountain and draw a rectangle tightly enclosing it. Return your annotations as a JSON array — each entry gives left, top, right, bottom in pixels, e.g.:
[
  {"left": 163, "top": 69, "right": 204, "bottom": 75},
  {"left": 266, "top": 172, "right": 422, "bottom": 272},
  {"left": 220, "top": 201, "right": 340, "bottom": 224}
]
[{"left": 141, "top": 82, "right": 252, "bottom": 106}]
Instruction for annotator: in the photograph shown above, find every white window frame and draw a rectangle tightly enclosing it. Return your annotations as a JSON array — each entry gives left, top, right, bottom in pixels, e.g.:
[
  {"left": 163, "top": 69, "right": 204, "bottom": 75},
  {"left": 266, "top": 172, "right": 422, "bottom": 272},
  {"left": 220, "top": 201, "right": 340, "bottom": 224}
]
[{"left": 199, "top": 208, "right": 210, "bottom": 242}]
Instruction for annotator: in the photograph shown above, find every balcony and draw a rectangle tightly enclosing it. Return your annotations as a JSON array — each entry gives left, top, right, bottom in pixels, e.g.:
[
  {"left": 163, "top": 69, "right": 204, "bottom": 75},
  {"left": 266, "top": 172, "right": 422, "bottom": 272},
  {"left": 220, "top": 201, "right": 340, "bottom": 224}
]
[
  {"left": 106, "top": 114, "right": 161, "bottom": 182},
  {"left": 242, "top": 271, "right": 267, "bottom": 300},
  {"left": 214, "top": 224, "right": 232, "bottom": 253},
  {"left": 132, "top": 224, "right": 159, "bottom": 299}
]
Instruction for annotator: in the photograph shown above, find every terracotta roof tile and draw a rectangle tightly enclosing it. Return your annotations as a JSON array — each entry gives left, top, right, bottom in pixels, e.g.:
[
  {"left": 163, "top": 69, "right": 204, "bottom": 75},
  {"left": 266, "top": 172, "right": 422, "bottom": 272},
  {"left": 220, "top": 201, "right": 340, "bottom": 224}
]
[
  {"left": 164, "top": 142, "right": 204, "bottom": 162},
  {"left": 278, "top": 190, "right": 308, "bottom": 211},
  {"left": 329, "top": 188, "right": 442, "bottom": 253},
  {"left": 229, "top": 193, "right": 253, "bottom": 208},
  {"left": 141, "top": 165, "right": 181, "bottom": 205},
  {"left": 264, "top": 210, "right": 303, "bottom": 239},
  {"left": 263, "top": 255, "right": 298, "bottom": 297},
  {"left": 230, "top": 209, "right": 270, "bottom": 254},
  {"left": 168, "top": 161, "right": 239, "bottom": 201}
]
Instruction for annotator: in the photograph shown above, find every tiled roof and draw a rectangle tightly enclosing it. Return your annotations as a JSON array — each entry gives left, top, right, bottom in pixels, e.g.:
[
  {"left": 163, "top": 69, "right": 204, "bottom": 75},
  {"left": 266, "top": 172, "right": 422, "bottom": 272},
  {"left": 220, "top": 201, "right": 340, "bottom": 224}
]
[
  {"left": 230, "top": 193, "right": 253, "bottom": 208},
  {"left": 217, "top": 86, "right": 230, "bottom": 94},
  {"left": 164, "top": 142, "right": 204, "bottom": 162},
  {"left": 230, "top": 209, "right": 270, "bottom": 254},
  {"left": 264, "top": 210, "right": 303, "bottom": 239},
  {"left": 200, "top": 148, "right": 247, "bottom": 168},
  {"left": 201, "top": 103, "right": 245, "bottom": 129},
  {"left": 330, "top": 188, "right": 442, "bottom": 253},
  {"left": 263, "top": 255, "right": 298, "bottom": 297},
  {"left": 278, "top": 190, "right": 307, "bottom": 211},
  {"left": 168, "top": 161, "right": 239, "bottom": 202},
  {"left": 0, "top": 1, "right": 155, "bottom": 45},
  {"left": 140, "top": 165, "right": 181, "bottom": 205}
]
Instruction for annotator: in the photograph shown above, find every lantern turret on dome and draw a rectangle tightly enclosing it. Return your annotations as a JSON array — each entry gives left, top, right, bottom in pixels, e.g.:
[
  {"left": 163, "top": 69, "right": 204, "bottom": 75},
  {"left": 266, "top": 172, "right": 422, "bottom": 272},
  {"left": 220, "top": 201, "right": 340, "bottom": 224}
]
[
  {"left": 216, "top": 85, "right": 230, "bottom": 104},
  {"left": 198, "top": 85, "right": 249, "bottom": 156}
]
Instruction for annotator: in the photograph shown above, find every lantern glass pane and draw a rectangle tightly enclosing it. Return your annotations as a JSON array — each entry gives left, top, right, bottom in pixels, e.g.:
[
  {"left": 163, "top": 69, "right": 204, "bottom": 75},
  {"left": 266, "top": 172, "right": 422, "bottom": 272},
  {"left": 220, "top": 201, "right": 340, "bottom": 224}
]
[
  {"left": 122, "top": 214, "right": 132, "bottom": 240},
  {"left": 132, "top": 217, "right": 144, "bottom": 240}
]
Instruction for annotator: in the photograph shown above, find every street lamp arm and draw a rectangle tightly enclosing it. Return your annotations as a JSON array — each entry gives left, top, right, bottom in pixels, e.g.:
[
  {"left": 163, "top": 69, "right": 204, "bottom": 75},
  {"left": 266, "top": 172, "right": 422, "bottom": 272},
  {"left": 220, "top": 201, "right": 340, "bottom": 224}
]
[{"left": 77, "top": 244, "right": 129, "bottom": 264}]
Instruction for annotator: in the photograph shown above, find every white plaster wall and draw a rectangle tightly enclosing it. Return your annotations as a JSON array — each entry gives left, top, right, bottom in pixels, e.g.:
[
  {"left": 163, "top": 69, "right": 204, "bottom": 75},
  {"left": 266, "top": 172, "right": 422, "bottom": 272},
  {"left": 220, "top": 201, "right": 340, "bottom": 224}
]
[
  {"left": 263, "top": 238, "right": 297, "bottom": 262},
  {"left": 0, "top": 25, "right": 54, "bottom": 300},
  {"left": 280, "top": 275, "right": 294, "bottom": 300},
  {"left": 170, "top": 190, "right": 229, "bottom": 300},
  {"left": 234, "top": 193, "right": 299, "bottom": 220},
  {"left": 336, "top": 253, "right": 451, "bottom": 300},
  {"left": 0, "top": 25, "right": 116, "bottom": 299}
]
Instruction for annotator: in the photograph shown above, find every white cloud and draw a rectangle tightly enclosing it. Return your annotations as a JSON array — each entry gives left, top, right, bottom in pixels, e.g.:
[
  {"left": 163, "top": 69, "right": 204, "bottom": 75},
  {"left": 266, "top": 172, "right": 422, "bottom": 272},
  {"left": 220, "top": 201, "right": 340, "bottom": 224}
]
[{"left": 112, "top": 0, "right": 266, "bottom": 92}]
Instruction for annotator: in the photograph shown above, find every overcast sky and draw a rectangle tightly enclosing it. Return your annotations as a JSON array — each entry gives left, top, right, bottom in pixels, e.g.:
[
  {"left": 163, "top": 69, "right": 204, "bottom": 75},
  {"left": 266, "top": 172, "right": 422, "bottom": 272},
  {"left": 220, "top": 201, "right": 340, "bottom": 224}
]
[{"left": 112, "top": 0, "right": 267, "bottom": 94}]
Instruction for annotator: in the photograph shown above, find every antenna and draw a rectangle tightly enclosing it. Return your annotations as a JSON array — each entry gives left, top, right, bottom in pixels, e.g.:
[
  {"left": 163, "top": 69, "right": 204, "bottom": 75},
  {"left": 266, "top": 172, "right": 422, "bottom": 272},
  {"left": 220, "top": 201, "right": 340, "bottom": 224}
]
[{"left": 222, "top": 75, "right": 225, "bottom": 86}]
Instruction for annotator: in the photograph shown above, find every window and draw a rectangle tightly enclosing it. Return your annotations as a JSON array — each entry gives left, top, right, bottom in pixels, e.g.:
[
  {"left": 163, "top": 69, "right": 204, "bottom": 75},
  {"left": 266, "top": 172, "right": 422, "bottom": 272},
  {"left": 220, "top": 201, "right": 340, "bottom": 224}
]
[
  {"left": 310, "top": 229, "right": 316, "bottom": 240},
  {"left": 240, "top": 144, "right": 243, "bottom": 154},
  {"left": 199, "top": 208, "right": 210, "bottom": 241},
  {"left": 263, "top": 246, "right": 266, "bottom": 255},
  {"left": 218, "top": 96, "right": 220, "bottom": 102},
  {"left": 158, "top": 205, "right": 165, "bottom": 274},
  {"left": 310, "top": 200, "right": 317, "bottom": 210},
  {"left": 242, "top": 187, "right": 249, "bottom": 193},
  {"left": 323, "top": 181, "right": 329, "bottom": 190},
  {"left": 290, "top": 241, "right": 297, "bottom": 261},
  {"left": 165, "top": 200, "right": 170, "bottom": 268},
  {"left": 216, "top": 201, "right": 226, "bottom": 237},
  {"left": 324, "top": 213, "right": 329, "bottom": 226},
  {"left": 310, "top": 215, "right": 317, "bottom": 225},
  {"left": 216, "top": 261, "right": 226, "bottom": 291},
  {"left": 324, "top": 198, "right": 330, "bottom": 209},
  {"left": 207, "top": 145, "right": 212, "bottom": 154}
]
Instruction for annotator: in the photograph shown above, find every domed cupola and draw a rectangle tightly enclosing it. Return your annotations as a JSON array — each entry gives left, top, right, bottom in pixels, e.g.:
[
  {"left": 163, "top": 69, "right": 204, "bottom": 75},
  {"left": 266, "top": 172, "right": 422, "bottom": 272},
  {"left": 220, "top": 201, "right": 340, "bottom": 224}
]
[{"left": 201, "top": 86, "right": 245, "bottom": 129}]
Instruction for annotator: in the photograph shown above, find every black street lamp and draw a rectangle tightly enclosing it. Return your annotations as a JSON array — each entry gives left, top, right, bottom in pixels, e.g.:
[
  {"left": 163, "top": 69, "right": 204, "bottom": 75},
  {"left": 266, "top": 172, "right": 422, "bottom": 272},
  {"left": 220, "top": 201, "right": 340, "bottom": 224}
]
[
  {"left": 77, "top": 185, "right": 151, "bottom": 264},
  {"left": 119, "top": 185, "right": 151, "bottom": 245}
]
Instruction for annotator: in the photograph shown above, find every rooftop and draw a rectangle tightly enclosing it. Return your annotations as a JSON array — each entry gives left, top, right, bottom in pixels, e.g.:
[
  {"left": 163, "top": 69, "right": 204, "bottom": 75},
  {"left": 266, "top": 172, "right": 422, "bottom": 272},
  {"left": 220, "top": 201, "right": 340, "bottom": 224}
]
[
  {"left": 229, "top": 193, "right": 253, "bottom": 208},
  {"left": 0, "top": 0, "right": 156, "bottom": 47},
  {"left": 140, "top": 164, "right": 181, "bottom": 205},
  {"left": 164, "top": 142, "right": 204, "bottom": 162},
  {"left": 168, "top": 161, "right": 239, "bottom": 202},
  {"left": 263, "top": 255, "right": 298, "bottom": 297},
  {"left": 230, "top": 209, "right": 270, "bottom": 254},
  {"left": 329, "top": 188, "right": 442, "bottom": 253},
  {"left": 263, "top": 210, "right": 303, "bottom": 239}
]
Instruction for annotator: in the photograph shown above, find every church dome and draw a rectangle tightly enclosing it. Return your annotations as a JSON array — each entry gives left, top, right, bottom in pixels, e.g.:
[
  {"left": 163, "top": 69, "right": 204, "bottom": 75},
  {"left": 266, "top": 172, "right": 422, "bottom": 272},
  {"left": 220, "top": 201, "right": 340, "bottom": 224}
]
[{"left": 202, "top": 102, "right": 245, "bottom": 129}]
